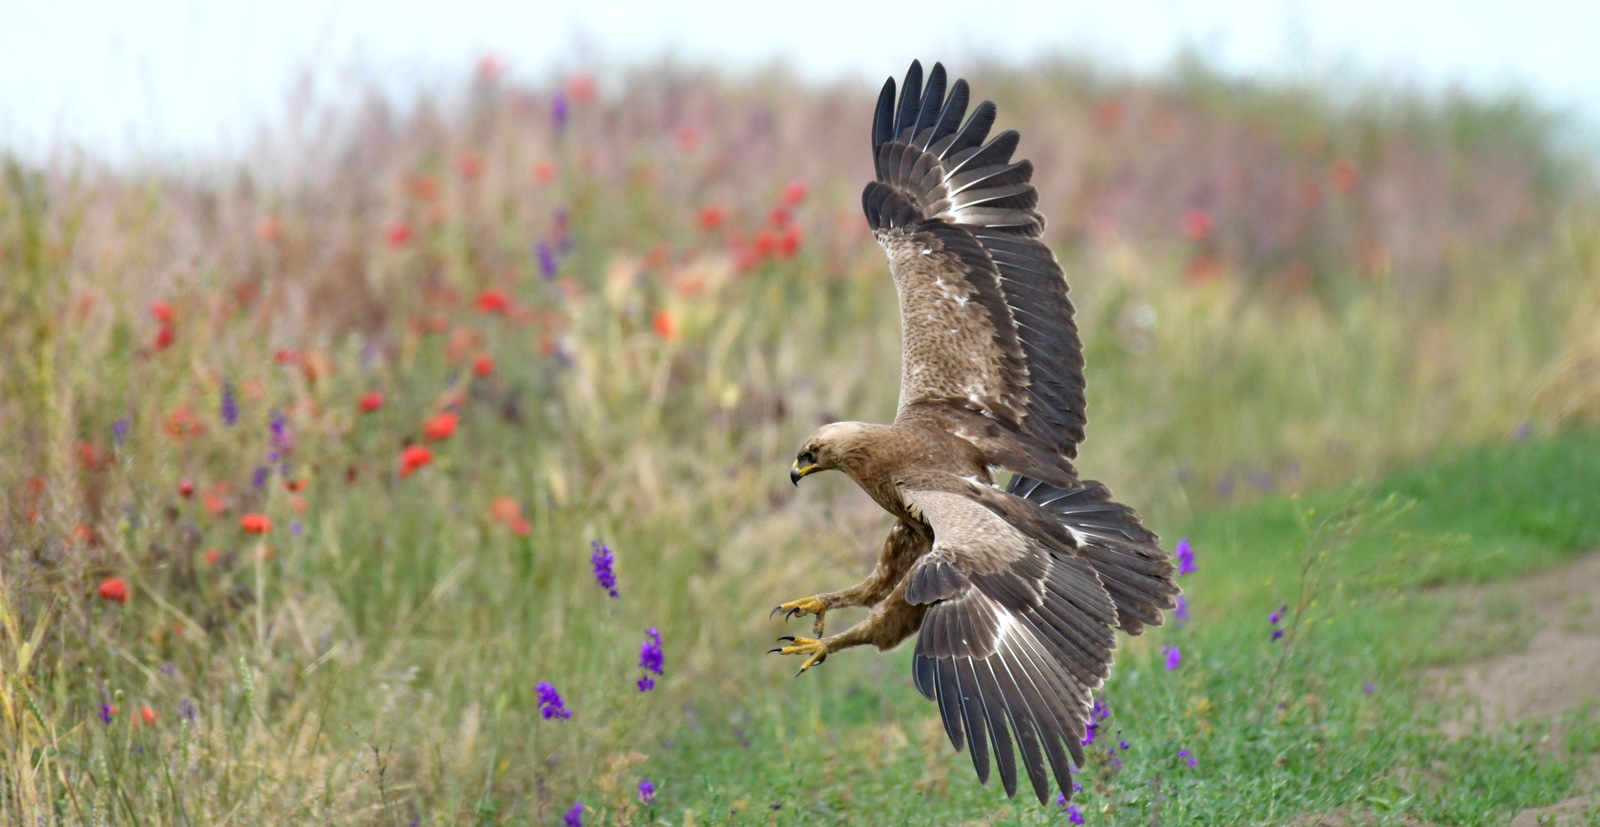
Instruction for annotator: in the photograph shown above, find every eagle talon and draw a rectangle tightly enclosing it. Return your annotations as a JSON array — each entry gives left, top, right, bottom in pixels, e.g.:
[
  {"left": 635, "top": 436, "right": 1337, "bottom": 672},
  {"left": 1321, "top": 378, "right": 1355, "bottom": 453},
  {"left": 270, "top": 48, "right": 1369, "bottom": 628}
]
[
  {"left": 768, "top": 635, "right": 830, "bottom": 673},
  {"left": 772, "top": 595, "right": 832, "bottom": 636}
]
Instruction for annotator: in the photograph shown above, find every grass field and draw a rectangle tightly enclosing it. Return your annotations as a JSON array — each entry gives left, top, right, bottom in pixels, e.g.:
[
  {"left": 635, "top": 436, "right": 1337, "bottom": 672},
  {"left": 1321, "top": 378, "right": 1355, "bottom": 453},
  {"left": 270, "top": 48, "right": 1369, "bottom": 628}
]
[{"left": 3, "top": 58, "right": 1600, "bottom": 824}]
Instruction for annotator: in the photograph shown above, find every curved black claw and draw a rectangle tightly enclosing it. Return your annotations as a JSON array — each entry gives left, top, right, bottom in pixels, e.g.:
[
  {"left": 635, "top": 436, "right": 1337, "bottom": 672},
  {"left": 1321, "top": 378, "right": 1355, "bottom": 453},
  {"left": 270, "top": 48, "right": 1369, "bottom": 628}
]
[
  {"left": 776, "top": 635, "right": 796, "bottom": 643},
  {"left": 784, "top": 607, "right": 803, "bottom": 622},
  {"left": 769, "top": 605, "right": 783, "bottom": 620}
]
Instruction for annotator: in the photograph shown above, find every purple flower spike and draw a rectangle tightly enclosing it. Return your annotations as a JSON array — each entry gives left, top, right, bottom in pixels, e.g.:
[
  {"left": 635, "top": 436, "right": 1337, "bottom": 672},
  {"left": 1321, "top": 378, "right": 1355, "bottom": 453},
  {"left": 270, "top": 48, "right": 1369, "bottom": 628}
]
[
  {"left": 221, "top": 381, "right": 238, "bottom": 427},
  {"left": 536, "top": 682, "right": 571, "bottom": 720},
  {"left": 1066, "top": 803, "right": 1085, "bottom": 824},
  {"left": 1271, "top": 629, "right": 1284, "bottom": 642},
  {"left": 638, "top": 778, "right": 657, "bottom": 805},
  {"left": 1174, "top": 594, "right": 1189, "bottom": 626},
  {"left": 562, "top": 801, "right": 583, "bottom": 827},
  {"left": 552, "top": 93, "right": 570, "bottom": 131},
  {"left": 1175, "top": 537, "right": 1196, "bottom": 575},
  {"left": 1163, "top": 645, "right": 1182, "bottom": 671},
  {"left": 537, "top": 240, "right": 559, "bottom": 280},
  {"left": 590, "top": 540, "right": 619, "bottom": 598},
  {"left": 111, "top": 417, "right": 131, "bottom": 445}
]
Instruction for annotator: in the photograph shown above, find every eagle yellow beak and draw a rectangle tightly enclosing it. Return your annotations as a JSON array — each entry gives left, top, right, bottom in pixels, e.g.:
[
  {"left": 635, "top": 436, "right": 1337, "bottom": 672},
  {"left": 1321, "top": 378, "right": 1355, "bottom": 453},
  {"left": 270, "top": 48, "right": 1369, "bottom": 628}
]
[{"left": 790, "top": 462, "right": 818, "bottom": 486}]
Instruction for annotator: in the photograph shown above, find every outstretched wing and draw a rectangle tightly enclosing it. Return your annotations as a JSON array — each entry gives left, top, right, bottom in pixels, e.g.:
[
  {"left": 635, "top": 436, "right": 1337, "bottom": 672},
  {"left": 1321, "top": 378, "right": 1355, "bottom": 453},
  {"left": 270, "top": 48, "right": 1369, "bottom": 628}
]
[
  {"left": 865, "top": 60, "right": 1087, "bottom": 476},
  {"left": 1008, "top": 475, "right": 1180, "bottom": 636},
  {"left": 901, "top": 477, "right": 1118, "bottom": 804}
]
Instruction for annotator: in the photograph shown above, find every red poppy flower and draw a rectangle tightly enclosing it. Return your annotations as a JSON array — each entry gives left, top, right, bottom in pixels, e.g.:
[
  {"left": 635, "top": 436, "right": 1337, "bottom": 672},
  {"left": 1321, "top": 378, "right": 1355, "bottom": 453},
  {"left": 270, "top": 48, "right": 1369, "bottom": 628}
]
[
  {"left": 565, "top": 73, "right": 596, "bottom": 103},
  {"left": 358, "top": 391, "right": 385, "bottom": 413},
  {"left": 150, "top": 301, "right": 175, "bottom": 324},
  {"left": 781, "top": 179, "right": 808, "bottom": 206},
  {"left": 473, "top": 353, "right": 495, "bottom": 377},
  {"left": 697, "top": 206, "right": 725, "bottom": 231},
  {"left": 476, "top": 289, "right": 511, "bottom": 314},
  {"left": 386, "top": 221, "right": 413, "bottom": 247},
  {"left": 400, "top": 444, "right": 433, "bottom": 477},
  {"left": 98, "top": 578, "right": 128, "bottom": 603},
  {"left": 284, "top": 478, "right": 307, "bottom": 492},
  {"left": 178, "top": 478, "right": 194, "bottom": 497},
  {"left": 511, "top": 518, "right": 532, "bottom": 536},
  {"left": 776, "top": 226, "right": 801, "bottom": 259},
  {"left": 1180, "top": 208, "right": 1214, "bottom": 241},
  {"left": 423, "top": 412, "right": 459, "bottom": 441},
  {"left": 154, "top": 324, "right": 176, "bottom": 351},
  {"left": 652, "top": 309, "right": 678, "bottom": 341},
  {"left": 203, "top": 548, "right": 221, "bottom": 566},
  {"left": 139, "top": 704, "right": 158, "bottom": 724},
  {"left": 240, "top": 513, "right": 272, "bottom": 534}
]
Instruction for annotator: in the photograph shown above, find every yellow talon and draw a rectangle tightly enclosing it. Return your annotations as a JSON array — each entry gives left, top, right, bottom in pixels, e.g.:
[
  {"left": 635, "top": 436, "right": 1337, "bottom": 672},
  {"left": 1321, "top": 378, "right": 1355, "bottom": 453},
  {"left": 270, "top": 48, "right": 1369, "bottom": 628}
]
[
  {"left": 770, "top": 595, "right": 832, "bottom": 636},
  {"left": 766, "top": 635, "right": 830, "bottom": 674}
]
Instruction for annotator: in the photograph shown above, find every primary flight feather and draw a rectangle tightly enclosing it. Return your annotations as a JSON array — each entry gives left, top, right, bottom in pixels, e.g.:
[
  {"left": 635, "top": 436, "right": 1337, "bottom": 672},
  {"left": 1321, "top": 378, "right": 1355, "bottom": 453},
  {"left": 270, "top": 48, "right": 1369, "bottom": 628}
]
[{"left": 771, "top": 60, "right": 1179, "bottom": 806}]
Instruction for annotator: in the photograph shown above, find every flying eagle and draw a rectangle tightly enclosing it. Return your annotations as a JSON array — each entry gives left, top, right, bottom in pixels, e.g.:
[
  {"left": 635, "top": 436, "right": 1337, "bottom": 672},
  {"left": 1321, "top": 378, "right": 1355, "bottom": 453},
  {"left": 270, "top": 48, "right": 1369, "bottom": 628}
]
[{"left": 771, "top": 61, "right": 1180, "bottom": 805}]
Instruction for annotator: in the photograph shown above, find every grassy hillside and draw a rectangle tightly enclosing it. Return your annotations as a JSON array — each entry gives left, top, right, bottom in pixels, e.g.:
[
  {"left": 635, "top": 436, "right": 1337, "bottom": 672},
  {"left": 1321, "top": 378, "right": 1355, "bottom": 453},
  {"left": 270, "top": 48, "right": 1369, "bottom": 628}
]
[{"left": 2, "top": 58, "right": 1598, "bottom": 823}]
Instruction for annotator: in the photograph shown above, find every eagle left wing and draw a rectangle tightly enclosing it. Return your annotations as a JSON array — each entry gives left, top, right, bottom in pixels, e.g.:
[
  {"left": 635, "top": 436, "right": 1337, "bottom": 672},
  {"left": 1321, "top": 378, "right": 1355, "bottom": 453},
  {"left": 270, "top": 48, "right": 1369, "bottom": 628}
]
[
  {"left": 866, "top": 61, "right": 1087, "bottom": 479},
  {"left": 901, "top": 477, "right": 1118, "bottom": 804}
]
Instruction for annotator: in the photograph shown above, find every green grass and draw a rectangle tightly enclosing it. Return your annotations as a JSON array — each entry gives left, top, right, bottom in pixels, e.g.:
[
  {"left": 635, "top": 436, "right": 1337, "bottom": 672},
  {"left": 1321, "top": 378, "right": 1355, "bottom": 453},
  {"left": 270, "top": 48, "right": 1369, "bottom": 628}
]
[{"left": 649, "top": 428, "right": 1600, "bottom": 826}]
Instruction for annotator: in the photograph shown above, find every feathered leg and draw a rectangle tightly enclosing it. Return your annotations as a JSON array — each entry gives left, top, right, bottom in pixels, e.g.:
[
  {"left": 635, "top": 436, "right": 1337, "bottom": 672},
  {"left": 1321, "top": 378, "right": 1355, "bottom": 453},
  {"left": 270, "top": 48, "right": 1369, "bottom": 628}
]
[{"left": 771, "top": 521, "right": 927, "bottom": 635}]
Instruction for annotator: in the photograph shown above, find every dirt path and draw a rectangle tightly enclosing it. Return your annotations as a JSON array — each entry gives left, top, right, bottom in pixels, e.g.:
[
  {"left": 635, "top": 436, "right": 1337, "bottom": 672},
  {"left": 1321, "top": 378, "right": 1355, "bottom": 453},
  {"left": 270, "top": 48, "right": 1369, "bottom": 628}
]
[{"left": 1425, "top": 551, "right": 1600, "bottom": 825}]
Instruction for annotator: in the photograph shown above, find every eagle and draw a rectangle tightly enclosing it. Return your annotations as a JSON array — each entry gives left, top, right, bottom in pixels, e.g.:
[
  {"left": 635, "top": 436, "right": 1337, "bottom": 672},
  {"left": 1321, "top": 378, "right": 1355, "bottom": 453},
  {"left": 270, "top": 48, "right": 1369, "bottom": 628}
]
[{"left": 770, "top": 61, "right": 1180, "bottom": 805}]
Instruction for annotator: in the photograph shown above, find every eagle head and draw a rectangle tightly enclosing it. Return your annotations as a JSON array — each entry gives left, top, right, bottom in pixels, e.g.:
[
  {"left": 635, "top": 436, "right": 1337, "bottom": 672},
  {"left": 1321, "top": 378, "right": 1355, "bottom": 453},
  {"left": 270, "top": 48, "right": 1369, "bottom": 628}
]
[{"left": 790, "top": 421, "right": 884, "bottom": 485}]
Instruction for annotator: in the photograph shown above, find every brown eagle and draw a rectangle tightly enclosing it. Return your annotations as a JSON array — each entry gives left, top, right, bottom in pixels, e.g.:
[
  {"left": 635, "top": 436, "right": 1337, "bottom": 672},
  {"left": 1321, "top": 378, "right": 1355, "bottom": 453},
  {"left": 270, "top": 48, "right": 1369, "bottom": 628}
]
[{"left": 771, "top": 61, "right": 1180, "bottom": 805}]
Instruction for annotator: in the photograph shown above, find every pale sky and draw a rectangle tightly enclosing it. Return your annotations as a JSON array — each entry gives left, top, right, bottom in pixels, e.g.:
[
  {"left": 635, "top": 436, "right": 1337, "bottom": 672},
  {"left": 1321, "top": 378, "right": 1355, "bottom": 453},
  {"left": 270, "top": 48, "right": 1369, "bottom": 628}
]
[{"left": 3, "top": 0, "right": 1597, "bottom": 165}]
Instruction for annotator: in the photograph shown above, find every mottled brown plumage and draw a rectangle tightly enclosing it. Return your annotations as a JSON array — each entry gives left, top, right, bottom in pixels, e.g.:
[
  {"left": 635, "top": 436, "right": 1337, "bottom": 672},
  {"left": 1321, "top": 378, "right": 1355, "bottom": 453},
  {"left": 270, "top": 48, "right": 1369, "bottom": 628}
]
[{"left": 771, "top": 61, "right": 1179, "bottom": 806}]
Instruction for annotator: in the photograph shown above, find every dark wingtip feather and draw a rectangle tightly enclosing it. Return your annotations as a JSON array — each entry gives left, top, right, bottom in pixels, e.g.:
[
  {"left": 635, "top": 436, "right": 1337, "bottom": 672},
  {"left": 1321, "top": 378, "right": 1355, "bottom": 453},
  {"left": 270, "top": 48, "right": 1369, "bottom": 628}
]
[
  {"left": 872, "top": 76, "right": 897, "bottom": 150},
  {"left": 896, "top": 61, "right": 925, "bottom": 139}
]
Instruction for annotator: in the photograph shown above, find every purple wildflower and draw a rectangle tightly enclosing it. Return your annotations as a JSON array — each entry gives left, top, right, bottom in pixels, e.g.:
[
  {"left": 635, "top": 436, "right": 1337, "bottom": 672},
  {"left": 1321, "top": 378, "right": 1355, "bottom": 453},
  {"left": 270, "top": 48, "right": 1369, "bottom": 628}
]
[
  {"left": 590, "top": 541, "right": 619, "bottom": 598},
  {"left": 1066, "top": 803, "right": 1085, "bottom": 824},
  {"left": 638, "top": 778, "right": 657, "bottom": 805},
  {"left": 1179, "top": 748, "right": 1197, "bottom": 767},
  {"left": 99, "top": 704, "right": 115, "bottom": 725},
  {"left": 1119, "top": 737, "right": 1130, "bottom": 750},
  {"left": 1163, "top": 645, "right": 1182, "bottom": 671},
  {"left": 1175, "top": 537, "right": 1196, "bottom": 576},
  {"left": 220, "top": 381, "right": 238, "bottom": 427},
  {"left": 537, "top": 240, "right": 559, "bottom": 281},
  {"left": 637, "top": 627, "right": 664, "bottom": 691},
  {"left": 252, "top": 465, "right": 270, "bottom": 490},
  {"left": 1055, "top": 792, "right": 1066, "bottom": 807},
  {"left": 536, "top": 682, "right": 571, "bottom": 720},
  {"left": 1081, "top": 698, "right": 1110, "bottom": 745},
  {"left": 178, "top": 698, "right": 197, "bottom": 722},
  {"left": 1174, "top": 594, "right": 1189, "bottom": 627},
  {"left": 562, "top": 801, "right": 583, "bottom": 827},
  {"left": 290, "top": 520, "right": 304, "bottom": 536},
  {"left": 1269, "top": 606, "right": 1284, "bottom": 625},
  {"left": 637, "top": 676, "right": 656, "bottom": 692},
  {"left": 1364, "top": 681, "right": 1375, "bottom": 694},
  {"left": 552, "top": 93, "right": 570, "bottom": 131},
  {"left": 111, "top": 417, "right": 131, "bottom": 446},
  {"left": 1271, "top": 629, "right": 1284, "bottom": 642}
]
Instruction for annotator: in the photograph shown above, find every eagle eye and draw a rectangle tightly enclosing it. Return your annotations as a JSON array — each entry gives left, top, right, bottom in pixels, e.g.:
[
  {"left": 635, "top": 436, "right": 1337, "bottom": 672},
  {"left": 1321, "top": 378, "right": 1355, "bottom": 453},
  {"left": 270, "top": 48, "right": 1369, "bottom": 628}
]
[{"left": 799, "top": 450, "right": 817, "bottom": 466}]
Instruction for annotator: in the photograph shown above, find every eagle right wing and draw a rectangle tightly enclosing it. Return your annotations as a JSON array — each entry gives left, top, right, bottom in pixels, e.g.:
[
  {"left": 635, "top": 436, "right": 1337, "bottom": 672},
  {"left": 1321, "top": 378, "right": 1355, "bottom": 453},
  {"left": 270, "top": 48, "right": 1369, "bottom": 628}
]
[{"left": 900, "top": 477, "right": 1118, "bottom": 805}]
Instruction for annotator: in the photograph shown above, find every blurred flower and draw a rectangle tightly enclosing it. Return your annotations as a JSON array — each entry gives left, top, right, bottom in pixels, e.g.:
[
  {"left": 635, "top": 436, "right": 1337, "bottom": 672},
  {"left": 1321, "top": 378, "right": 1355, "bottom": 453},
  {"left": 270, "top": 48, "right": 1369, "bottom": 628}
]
[
  {"left": 178, "top": 698, "right": 198, "bottom": 722},
  {"left": 269, "top": 409, "right": 294, "bottom": 456},
  {"left": 551, "top": 93, "right": 570, "bottom": 131},
  {"left": 1180, "top": 208, "right": 1214, "bottom": 241},
  {"left": 565, "top": 73, "right": 596, "bottom": 103},
  {"left": 776, "top": 226, "right": 801, "bottom": 259},
  {"left": 203, "top": 549, "right": 221, "bottom": 566},
  {"left": 1175, "top": 537, "right": 1196, "bottom": 575},
  {"left": 473, "top": 354, "right": 495, "bottom": 377},
  {"left": 562, "top": 801, "right": 583, "bottom": 827},
  {"left": 675, "top": 126, "right": 700, "bottom": 151},
  {"left": 1271, "top": 628, "right": 1284, "bottom": 642},
  {"left": 489, "top": 496, "right": 522, "bottom": 524},
  {"left": 639, "top": 627, "right": 664, "bottom": 675},
  {"left": 476, "top": 289, "right": 511, "bottom": 314},
  {"left": 590, "top": 540, "right": 619, "bottom": 598},
  {"left": 1163, "top": 645, "right": 1182, "bottom": 671},
  {"left": 1512, "top": 422, "right": 1532, "bottom": 442},
  {"left": 1269, "top": 604, "right": 1285, "bottom": 625},
  {"left": 99, "top": 703, "right": 117, "bottom": 724},
  {"left": 285, "top": 478, "right": 307, "bottom": 493},
  {"left": 537, "top": 240, "right": 559, "bottom": 280},
  {"left": 1327, "top": 159, "right": 1359, "bottom": 193},
  {"left": 1066, "top": 804, "right": 1085, "bottom": 825},
  {"left": 697, "top": 206, "right": 726, "bottom": 231},
  {"left": 139, "top": 704, "right": 157, "bottom": 724},
  {"left": 1364, "top": 681, "right": 1375, "bottom": 694},
  {"left": 638, "top": 778, "right": 657, "bottom": 805},
  {"left": 768, "top": 206, "right": 791, "bottom": 227},
  {"left": 358, "top": 391, "right": 385, "bottom": 413},
  {"left": 150, "top": 301, "right": 175, "bottom": 324},
  {"left": 476, "top": 52, "right": 506, "bottom": 83},
  {"left": 220, "top": 381, "right": 238, "bottom": 426},
  {"left": 1179, "top": 748, "right": 1196, "bottom": 767},
  {"left": 532, "top": 161, "right": 557, "bottom": 185},
  {"left": 400, "top": 445, "right": 433, "bottom": 477},
  {"left": 1174, "top": 594, "right": 1189, "bottom": 627},
  {"left": 537, "top": 682, "right": 571, "bottom": 719},
  {"left": 423, "top": 412, "right": 459, "bottom": 441},
  {"left": 290, "top": 520, "right": 304, "bottom": 536},
  {"left": 98, "top": 578, "right": 128, "bottom": 604},
  {"left": 178, "top": 478, "right": 194, "bottom": 497},
  {"left": 111, "top": 417, "right": 130, "bottom": 446},
  {"left": 241, "top": 513, "right": 272, "bottom": 534},
  {"left": 456, "top": 153, "right": 483, "bottom": 180},
  {"left": 257, "top": 217, "right": 284, "bottom": 242},
  {"left": 252, "top": 465, "right": 270, "bottom": 490},
  {"left": 781, "top": 179, "right": 808, "bottom": 206},
  {"left": 154, "top": 324, "right": 176, "bottom": 351},
  {"left": 386, "top": 221, "right": 413, "bottom": 247},
  {"left": 652, "top": 309, "right": 678, "bottom": 341}
]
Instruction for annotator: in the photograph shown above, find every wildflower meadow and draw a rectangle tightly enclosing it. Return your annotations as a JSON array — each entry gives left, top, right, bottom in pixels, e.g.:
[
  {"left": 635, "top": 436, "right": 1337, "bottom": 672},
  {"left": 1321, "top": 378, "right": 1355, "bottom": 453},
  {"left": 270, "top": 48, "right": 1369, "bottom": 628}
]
[{"left": 3, "top": 57, "right": 1600, "bottom": 824}]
